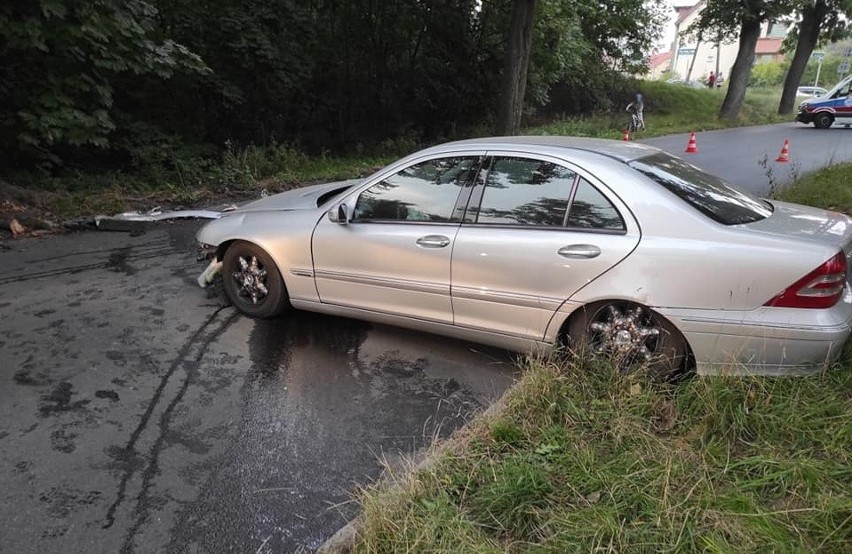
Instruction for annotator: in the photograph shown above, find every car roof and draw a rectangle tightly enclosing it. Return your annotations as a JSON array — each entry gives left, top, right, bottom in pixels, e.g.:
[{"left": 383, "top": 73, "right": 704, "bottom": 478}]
[{"left": 429, "top": 135, "right": 662, "bottom": 163}]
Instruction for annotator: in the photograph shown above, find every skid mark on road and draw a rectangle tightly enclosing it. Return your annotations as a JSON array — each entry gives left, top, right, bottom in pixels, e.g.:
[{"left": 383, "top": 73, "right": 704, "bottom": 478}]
[
  {"left": 102, "top": 306, "right": 236, "bottom": 530},
  {"left": 0, "top": 243, "right": 171, "bottom": 285}
]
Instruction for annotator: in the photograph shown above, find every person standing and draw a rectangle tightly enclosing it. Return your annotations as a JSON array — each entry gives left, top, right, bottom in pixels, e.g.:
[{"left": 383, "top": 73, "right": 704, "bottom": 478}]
[
  {"left": 708, "top": 71, "right": 716, "bottom": 89},
  {"left": 626, "top": 92, "right": 645, "bottom": 130}
]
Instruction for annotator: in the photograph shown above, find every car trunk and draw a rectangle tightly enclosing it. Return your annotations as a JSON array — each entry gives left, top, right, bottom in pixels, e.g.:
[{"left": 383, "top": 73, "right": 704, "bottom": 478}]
[{"left": 744, "top": 200, "right": 852, "bottom": 256}]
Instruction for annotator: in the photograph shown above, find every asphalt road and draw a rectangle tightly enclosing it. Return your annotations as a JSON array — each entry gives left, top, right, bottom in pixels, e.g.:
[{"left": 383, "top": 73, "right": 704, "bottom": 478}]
[
  {"left": 643, "top": 122, "right": 852, "bottom": 195},
  {"left": 0, "top": 222, "right": 515, "bottom": 553}
]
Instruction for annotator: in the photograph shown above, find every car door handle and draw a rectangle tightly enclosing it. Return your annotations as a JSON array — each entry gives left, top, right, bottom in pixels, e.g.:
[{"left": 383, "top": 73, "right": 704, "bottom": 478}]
[
  {"left": 558, "top": 244, "right": 601, "bottom": 259},
  {"left": 416, "top": 235, "right": 451, "bottom": 248}
]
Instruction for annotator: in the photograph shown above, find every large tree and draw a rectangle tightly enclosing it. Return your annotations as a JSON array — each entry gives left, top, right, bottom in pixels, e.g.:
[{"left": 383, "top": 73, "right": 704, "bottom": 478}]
[
  {"left": 496, "top": 0, "right": 539, "bottom": 135},
  {"left": 690, "top": 0, "right": 795, "bottom": 120},
  {"left": 778, "top": 0, "right": 852, "bottom": 114}
]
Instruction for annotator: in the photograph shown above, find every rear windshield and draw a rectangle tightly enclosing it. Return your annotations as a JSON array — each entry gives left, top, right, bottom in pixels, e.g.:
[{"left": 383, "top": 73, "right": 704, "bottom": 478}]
[{"left": 629, "top": 152, "right": 772, "bottom": 225}]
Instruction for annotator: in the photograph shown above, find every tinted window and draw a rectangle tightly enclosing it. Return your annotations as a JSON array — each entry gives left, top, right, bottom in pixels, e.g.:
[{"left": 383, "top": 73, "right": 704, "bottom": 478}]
[
  {"left": 473, "top": 157, "right": 576, "bottom": 226},
  {"left": 354, "top": 157, "right": 479, "bottom": 222},
  {"left": 629, "top": 152, "right": 772, "bottom": 225},
  {"left": 567, "top": 179, "right": 625, "bottom": 230}
]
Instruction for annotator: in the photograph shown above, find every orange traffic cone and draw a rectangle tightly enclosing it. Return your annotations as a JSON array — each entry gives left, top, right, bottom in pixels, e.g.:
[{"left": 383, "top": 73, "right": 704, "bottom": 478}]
[
  {"left": 622, "top": 129, "right": 631, "bottom": 142},
  {"left": 685, "top": 131, "right": 698, "bottom": 153},
  {"left": 776, "top": 138, "right": 790, "bottom": 162}
]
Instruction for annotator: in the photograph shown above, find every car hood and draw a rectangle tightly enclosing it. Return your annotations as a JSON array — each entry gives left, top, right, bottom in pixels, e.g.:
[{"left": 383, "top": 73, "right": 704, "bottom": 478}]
[
  {"left": 232, "top": 179, "right": 361, "bottom": 213},
  {"left": 744, "top": 200, "right": 852, "bottom": 252}
]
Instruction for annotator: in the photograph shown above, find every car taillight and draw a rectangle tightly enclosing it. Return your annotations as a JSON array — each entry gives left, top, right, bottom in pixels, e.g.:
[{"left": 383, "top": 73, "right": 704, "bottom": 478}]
[{"left": 765, "top": 251, "right": 847, "bottom": 309}]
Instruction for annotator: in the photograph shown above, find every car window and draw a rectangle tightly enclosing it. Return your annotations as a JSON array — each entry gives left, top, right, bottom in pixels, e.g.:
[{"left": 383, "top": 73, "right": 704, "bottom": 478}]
[
  {"left": 566, "top": 179, "right": 625, "bottom": 230},
  {"left": 353, "top": 157, "right": 479, "bottom": 222},
  {"left": 471, "top": 157, "right": 576, "bottom": 226},
  {"left": 629, "top": 152, "right": 772, "bottom": 225}
]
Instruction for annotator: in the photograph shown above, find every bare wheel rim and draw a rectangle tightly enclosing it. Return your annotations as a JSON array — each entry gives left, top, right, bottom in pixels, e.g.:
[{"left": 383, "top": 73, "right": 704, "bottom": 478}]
[
  {"left": 587, "top": 304, "right": 662, "bottom": 368},
  {"left": 231, "top": 255, "right": 269, "bottom": 305}
]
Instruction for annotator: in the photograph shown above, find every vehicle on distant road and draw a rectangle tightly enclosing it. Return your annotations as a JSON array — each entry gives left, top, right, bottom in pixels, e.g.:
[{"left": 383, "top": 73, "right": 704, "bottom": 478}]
[
  {"left": 197, "top": 137, "right": 852, "bottom": 377},
  {"left": 796, "top": 86, "right": 828, "bottom": 98},
  {"left": 796, "top": 75, "right": 852, "bottom": 128}
]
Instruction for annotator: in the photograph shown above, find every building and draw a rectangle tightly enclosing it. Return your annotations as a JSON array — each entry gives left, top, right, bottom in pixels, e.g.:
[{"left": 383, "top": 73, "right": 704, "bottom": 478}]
[{"left": 661, "top": 1, "right": 787, "bottom": 83}]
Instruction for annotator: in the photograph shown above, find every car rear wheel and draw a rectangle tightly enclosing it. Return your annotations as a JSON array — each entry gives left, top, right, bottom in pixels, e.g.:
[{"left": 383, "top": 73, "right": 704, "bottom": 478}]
[
  {"left": 222, "top": 241, "right": 290, "bottom": 318},
  {"left": 567, "top": 301, "right": 688, "bottom": 380},
  {"left": 814, "top": 113, "right": 834, "bottom": 129}
]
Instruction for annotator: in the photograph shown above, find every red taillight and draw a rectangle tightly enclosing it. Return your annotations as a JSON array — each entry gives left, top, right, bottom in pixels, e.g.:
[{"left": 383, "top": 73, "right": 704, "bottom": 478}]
[{"left": 765, "top": 251, "right": 847, "bottom": 309}]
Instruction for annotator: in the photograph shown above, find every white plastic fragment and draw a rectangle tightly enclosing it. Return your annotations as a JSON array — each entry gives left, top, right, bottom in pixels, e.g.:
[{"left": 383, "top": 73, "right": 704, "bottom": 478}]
[{"left": 197, "top": 260, "right": 223, "bottom": 288}]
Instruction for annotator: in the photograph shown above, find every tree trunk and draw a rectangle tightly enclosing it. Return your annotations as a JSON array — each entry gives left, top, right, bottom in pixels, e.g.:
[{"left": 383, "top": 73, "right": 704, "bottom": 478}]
[
  {"left": 778, "top": 2, "right": 828, "bottom": 114},
  {"left": 496, "top": 0, "right": 539, "bottom": 135},
  {"left": 719, "top": 16, "right": 762, "bottom": 120}
]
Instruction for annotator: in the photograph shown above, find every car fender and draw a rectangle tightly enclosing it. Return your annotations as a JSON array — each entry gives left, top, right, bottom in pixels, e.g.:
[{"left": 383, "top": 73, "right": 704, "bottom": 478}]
[
  {"left": 196, "top": 209, "right": 323, "bottom": 302},
  {"left": 812, "top": 106, "right": 837, "bottom": 114}
]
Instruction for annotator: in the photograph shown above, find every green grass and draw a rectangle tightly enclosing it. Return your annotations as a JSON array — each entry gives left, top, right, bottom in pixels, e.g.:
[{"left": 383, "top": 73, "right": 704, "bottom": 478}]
[
  {"left": 775, "top": 163, "right": 852, "bottom": 215},
  {"left": 354, "top": 356, "right": 852, "bottom": 553},
  {"left": 5, "top": 82, "right": 788, "bottom": 221},
  {"left": 534, "top": 82, "right": 787, "bottom": 139}
]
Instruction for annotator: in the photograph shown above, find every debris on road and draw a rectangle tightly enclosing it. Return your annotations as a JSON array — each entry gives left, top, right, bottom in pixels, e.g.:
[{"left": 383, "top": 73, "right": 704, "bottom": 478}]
[
  {"left": 9, "top": 218, "right": 25, "bottom": 237},
  {"left": 197, "top": 259, "right": 223, "bottom": 288},
  {"left": 95, "top": 207, "right": 223, "bottom": 232}
]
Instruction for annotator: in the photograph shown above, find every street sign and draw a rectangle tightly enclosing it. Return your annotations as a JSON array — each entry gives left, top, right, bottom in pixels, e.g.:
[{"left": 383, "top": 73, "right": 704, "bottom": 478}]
[
  {"left": 812, "top": 51, "right": 825, "bottom": 61},
  {"left": 839, "top": 60, "right": 850, "bottom": 75},
  {"left": 678, "top": 48, "right": 696, "bottom": 56}
]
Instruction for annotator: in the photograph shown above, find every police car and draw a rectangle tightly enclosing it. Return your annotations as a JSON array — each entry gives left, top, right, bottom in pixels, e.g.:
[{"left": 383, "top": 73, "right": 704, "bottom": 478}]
[{"left": 796, "top": 75, "right": 852, "bottom": 129}]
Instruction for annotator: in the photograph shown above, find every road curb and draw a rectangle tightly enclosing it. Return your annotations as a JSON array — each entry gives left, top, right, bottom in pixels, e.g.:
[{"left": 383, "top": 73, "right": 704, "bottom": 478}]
[{"left": 316, "top": 389, "right": 512, "bottom": 553}]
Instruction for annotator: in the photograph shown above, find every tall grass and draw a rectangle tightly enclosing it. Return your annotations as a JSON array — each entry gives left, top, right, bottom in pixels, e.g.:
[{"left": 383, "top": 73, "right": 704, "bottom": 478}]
[{"left": 354, "top": 356, "right": 852, "bottom": 553}]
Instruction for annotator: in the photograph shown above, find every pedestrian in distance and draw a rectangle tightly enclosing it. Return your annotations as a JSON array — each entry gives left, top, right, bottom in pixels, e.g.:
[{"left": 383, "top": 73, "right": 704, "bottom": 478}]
[
  {"left": 708, "top": 71, "right": 716, "bottom": 89},
  {"left": 626, "top": 92, "right": 645, "bottom": 132}
]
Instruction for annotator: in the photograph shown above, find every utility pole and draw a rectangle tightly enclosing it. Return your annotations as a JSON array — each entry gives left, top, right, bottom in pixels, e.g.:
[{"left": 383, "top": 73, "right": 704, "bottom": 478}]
[
  {"left": 686, "top": 32, "right": 703, "bottom": 82},
  {"left": 813, "top": 51, "right": 825, "bottom": 87}
]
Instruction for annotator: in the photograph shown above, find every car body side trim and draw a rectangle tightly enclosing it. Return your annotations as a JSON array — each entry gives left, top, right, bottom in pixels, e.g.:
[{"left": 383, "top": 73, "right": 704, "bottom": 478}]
[
  {"left": 313, "top": 269, "right": 448, "bottom": 295},
  {"left": 290, "top": 268, "right": 314, "bottom": 278},
  {"left": 452, "top": 285, "right": 564, "bottom": 311}
]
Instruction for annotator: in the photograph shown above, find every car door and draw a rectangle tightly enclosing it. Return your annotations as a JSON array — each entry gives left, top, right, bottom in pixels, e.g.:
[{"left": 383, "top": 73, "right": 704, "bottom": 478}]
[
  {"left": 450, "top": 153, "right": 640, "bottom": 340},
  {"left": 312, "top": 153, "right": 483, "bottom": 324}
]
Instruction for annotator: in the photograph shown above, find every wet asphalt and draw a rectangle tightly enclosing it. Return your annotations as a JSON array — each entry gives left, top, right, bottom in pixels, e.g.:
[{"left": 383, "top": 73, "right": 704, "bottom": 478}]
[{"left": 0, "top": 221, "right": 516, "bottom": 553}]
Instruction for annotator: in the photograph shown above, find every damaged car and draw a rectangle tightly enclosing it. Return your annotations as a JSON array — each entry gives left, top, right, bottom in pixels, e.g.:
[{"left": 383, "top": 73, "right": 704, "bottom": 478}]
[{"left": 196, "top": 137, "right": 852, "bottom": 376}]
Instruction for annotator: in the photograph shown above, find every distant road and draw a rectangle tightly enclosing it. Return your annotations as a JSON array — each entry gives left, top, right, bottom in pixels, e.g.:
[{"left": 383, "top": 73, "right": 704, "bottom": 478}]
[{"left": 641, "top": 122, "right": 852, "bottom": 196}]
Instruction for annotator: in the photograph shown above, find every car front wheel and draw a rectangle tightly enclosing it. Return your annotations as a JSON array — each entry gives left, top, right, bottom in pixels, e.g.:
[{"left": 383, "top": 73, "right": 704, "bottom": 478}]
[
  {"left": 568, "top": 301, "right": 688, "bottom": 380},
  {"left": 814, "top": 112, "right": 834, "bottom": 129},
  {"left": 222, "top": 241, "right": 290, "bottom": 318}
]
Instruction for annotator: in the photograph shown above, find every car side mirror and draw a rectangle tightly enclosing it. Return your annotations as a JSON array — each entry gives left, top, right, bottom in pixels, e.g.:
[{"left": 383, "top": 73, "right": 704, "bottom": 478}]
[{"left": 328, "top": 203, "right": 350, "bottom": 225}]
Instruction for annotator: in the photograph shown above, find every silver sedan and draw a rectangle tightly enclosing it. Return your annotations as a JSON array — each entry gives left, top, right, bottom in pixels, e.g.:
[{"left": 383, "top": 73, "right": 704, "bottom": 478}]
[{"left": 196, "top": 137, "right": 852, "bottom": 376}]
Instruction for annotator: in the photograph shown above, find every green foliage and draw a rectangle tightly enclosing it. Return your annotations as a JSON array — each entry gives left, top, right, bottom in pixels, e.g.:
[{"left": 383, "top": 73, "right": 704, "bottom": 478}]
[
  {"left": 1, "top": 0, "right": 668, "bottom": 175},
  {"left": 750, "top": 60, "right": 787, "bottom": 87},
  {"left": 0, "top": 0, "right": 206, "bottom": 164}
]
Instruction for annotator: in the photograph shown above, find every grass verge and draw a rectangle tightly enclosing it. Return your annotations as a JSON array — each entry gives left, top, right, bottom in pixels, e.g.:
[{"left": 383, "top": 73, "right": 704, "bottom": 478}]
[
  {"left": 774, "top": 162, "right": 852, "bottom": 215},
  {"left": 353, "top": 356, "right": 852, "bottom": 553},
  {"left": 2, "top": 83, "right": 787, "bottom": 223},
  {"left": 533, "top": 82, "right": 786, "bottom": 139}
]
